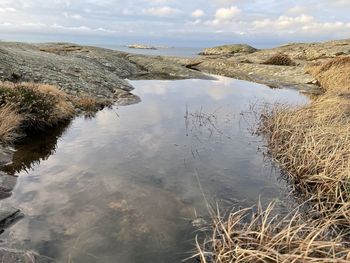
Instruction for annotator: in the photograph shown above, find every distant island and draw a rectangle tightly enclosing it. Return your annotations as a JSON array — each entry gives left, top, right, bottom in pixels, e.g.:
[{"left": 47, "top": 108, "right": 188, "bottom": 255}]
[{"left": 127, "top": 44, "right": 157, "bottom": 50}]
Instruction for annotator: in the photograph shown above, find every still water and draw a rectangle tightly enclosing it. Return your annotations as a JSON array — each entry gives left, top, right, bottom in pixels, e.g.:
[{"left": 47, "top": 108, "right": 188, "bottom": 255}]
[
  {"left": 1, "top": 76, "right": 308, "bottom": 262},
  {"left": 99, "top": 44, "right": 202, "bottom": 57}
]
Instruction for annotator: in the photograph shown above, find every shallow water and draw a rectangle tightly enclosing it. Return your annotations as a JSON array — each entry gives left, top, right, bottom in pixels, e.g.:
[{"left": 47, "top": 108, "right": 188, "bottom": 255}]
[{"left": 1, "top": 76, "right": 308, "bottom": 263}]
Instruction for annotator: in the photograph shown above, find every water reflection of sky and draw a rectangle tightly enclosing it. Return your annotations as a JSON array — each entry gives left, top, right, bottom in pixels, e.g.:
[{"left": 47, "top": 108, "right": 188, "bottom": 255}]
[{"left": 1, "top": 76, "right": 308, "bottom": 263}]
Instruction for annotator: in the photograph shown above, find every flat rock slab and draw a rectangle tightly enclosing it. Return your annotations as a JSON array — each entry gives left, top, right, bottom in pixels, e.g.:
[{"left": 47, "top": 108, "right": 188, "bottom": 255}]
[{"left": 0, "top": 248, "right": 51, "bottom": 263}]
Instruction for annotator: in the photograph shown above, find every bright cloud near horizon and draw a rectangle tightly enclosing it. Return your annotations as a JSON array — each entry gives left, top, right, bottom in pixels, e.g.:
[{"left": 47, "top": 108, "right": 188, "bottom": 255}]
[{"left": 0, "top": 0, "right": 349, "bottom": 47}]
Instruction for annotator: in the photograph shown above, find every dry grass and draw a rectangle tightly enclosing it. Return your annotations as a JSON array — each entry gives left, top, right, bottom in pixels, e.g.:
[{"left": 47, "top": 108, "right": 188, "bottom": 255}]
[
  {"left": 0, "top": 81, "right": 112, "bottom": 143},
  {"left": 0, "top": 104, "right": 23, "bottom": 143},
  {"left": 195, "top": 57, "right": 350, "bottom": 262},
  {"left": 255, "top": 57, "right": 350, "bottom": 222},
  {"left": 263, "top": 53, "right": 296, "bottom": 66},
  {"left": 73, "top": 95, "right": 113, "bottom": 119},
  {"left": 256, "top": 93, "right": 350, "bottom": 223},
  {"left": 73, "top": 95, "right": 99, "bottom": 112},
  {"left": 39, "top": 44, "right": 85, "bottom": 54},
  {"left": 194, "top": 202, "right": 350, "bottom": 263},
  {"left": 0, "top": 81, "right": 75, "bottom": 128},
  {"left": 306, "top": 56, "right": 350, "bottom": 93},
  {"left": 0, "top": 82, "right": 76, "bottom": 142}
]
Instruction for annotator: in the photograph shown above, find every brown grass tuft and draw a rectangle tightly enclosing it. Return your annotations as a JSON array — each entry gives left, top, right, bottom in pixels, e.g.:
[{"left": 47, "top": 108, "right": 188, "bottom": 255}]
[
  {"left": 263, "top": 53, "right": 296, "bottom": 66},
  {"left": 39, "top": 44, "right": 85, "bottom": 54},
  {"left": 0, "top": 104, "right": 24, "bottom": 143},
  {"left": 0, "top": 81, "right": 76, "bottom": 143},
  {"left": 0, "top": 81, "right": 113, "bottom": 143},
  {"left": 307, "top": 56, "right": 350, "bottom": 93},
  {"left": 256, "top": 93, "right": 350, "bottom": 223},
  {"left": 74, "top": 95, "right": 98, "bottom": 112},
  {"left": 194, "top": 202, "right": 350, "bottom": 263},
  {"left": 0, "top": 82, "right": 75, "bottom": 129}
]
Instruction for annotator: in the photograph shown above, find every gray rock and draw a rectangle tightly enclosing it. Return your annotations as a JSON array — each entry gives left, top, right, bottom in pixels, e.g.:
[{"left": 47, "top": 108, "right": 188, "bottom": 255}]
[
  {"left": 199, "top": 44, "right": 258, "bottom": 56},
  {"left": 0, "top": 204, "right": 21, "bottom": 226},
  {"left": 186, "top": 39, "right": 350, "bottom": 93},
  {"left": 0, "top": 147, "right": 14, "bottom": 166},
  {"left": 191, "top": 217, "right": 208, "bottom": 228},
  {"left": 0, "top": 42, "right": 208, "bottom": 103},
  {"left": 0, "top": 172, "right": 17, "bottom": 192}
]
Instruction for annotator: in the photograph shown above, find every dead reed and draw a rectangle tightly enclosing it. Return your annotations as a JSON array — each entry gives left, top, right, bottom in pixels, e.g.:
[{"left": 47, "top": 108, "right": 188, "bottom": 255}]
[
  {"left": 0, "top": 104, "right": 23, "bottom": 143},
  {"left": 0, "top": 81, "right": 75, "bottom": 129},
  {"left": 306, "top": 56, "right": 350, "bottom": 93},
  {"left": 0, "top": 81, "right": 76, "bottom": 143},
  {"left": 39, "top": 44, "right": 85, "bottom": 54},
  {"left": 194, "top": 57, "right": 350, "bottom": 262},
  {"left": 256, "top": 56, "right": 350, "bottom": 223},
  {"left": 0, "top": 81, "right": 113, "bottom": 143},
  {"left": 256, "top": 93, "right": 350, "bottom": 223},
  {"left": 193, "top": 202, "right": 350, "bottom": 263}
]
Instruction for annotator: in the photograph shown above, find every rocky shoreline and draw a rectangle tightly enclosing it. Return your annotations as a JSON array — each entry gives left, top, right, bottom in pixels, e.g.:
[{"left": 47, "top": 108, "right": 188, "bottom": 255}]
[
  {"left": 1, "top": 39, "right": 349, "bottom": 102},
  {"left": 0, "top": 39, "right": 349, "bottom": 262}
]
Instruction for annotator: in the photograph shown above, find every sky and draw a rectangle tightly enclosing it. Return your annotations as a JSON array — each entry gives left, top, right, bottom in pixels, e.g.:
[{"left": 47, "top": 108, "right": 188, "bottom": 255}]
[{"left": 0, "top": 0, "right": 349, "bottom": 47}]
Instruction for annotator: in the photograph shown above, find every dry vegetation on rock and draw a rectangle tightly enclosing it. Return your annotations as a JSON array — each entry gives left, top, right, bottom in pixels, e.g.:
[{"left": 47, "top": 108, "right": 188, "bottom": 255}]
[
  {"left": 262, "top": 53, "right": 296, "bottom": 66},
  {"left": 0, "top": 82, "right": 75, "bottom": 129},
  {"left": 0, "top": 104, "right": 23, "bottom": 143},
  {"left": 39, "top": 44, "right": 86, "bottom": 54},
  {"left": 0, "top": 82, "right": 105, "bottom": 143},
  {"left": 196, "top": 56, "right": 350, "bottom": 262},
  {"left": 306, "top": 56, "right": 350, "bottom": 93},
  {"left": 257, "top": 93, "right": 350, "bottom": 222}
]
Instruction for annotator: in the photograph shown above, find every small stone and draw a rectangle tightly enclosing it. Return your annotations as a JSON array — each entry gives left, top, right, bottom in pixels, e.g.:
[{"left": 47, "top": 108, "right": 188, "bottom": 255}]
[{"left": 191, "top": 217, "right": 208, "bottom": 228}]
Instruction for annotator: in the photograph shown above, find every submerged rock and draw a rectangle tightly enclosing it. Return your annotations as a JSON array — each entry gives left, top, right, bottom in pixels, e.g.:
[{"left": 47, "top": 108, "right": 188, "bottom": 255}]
[
  {"left": 0, "top": 147, "right": 14, "bottom": 166},
  {"left": 0, "top": 204, "right": 22, "bottom": 227},
  {"left": 191, "top": 217, "right": 208, "bottom": 228},
  {"left": 0, "top": 172, "right": 17, "bottom": 193}
]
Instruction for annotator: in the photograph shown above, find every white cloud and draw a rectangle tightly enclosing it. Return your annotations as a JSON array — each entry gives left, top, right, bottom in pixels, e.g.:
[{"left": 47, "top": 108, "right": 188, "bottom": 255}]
[
  {"left": 142, "top": 6, "right": 182, "bottom": 17},
  {"left": 215, "top": 6, "right": 241, "bottom": 21},
  {"left": 252, "top": 14, "right": 350, "bottom": 37},
  {"left": 191, "top": 9, "right": 204, "bottom": 18},
  {"left": 286, "top": 5, "right": 310, "bottom": 15},
  {"left": 0, "top": 0, "right": 349, "bottom": 44},
  {"left": 0, "top": 7, "right": 16, "bottom": 12},
  {"left": 207, "top": 6, "right": 241, "bottom": 25},
  {"left": 253, "top": 14, "right": 315, "bottom": 30}
]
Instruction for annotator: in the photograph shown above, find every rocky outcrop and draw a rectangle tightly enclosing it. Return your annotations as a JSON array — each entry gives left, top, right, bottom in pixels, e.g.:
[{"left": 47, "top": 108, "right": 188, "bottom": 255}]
[
  {"left": 187, "top": 39, "right": 350, "bottom": 93},
  {"left": 2, "top": 40, "right": 348, "bottom": 100},
  {"left": 0, "top": 42, "right": 208, "bottom": 104},
  {"left": 199, "top": 44, "right": 258, "bottom": 56},
  {"left": 127, "top": 44, "right": 157, "bottom": 50}
]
